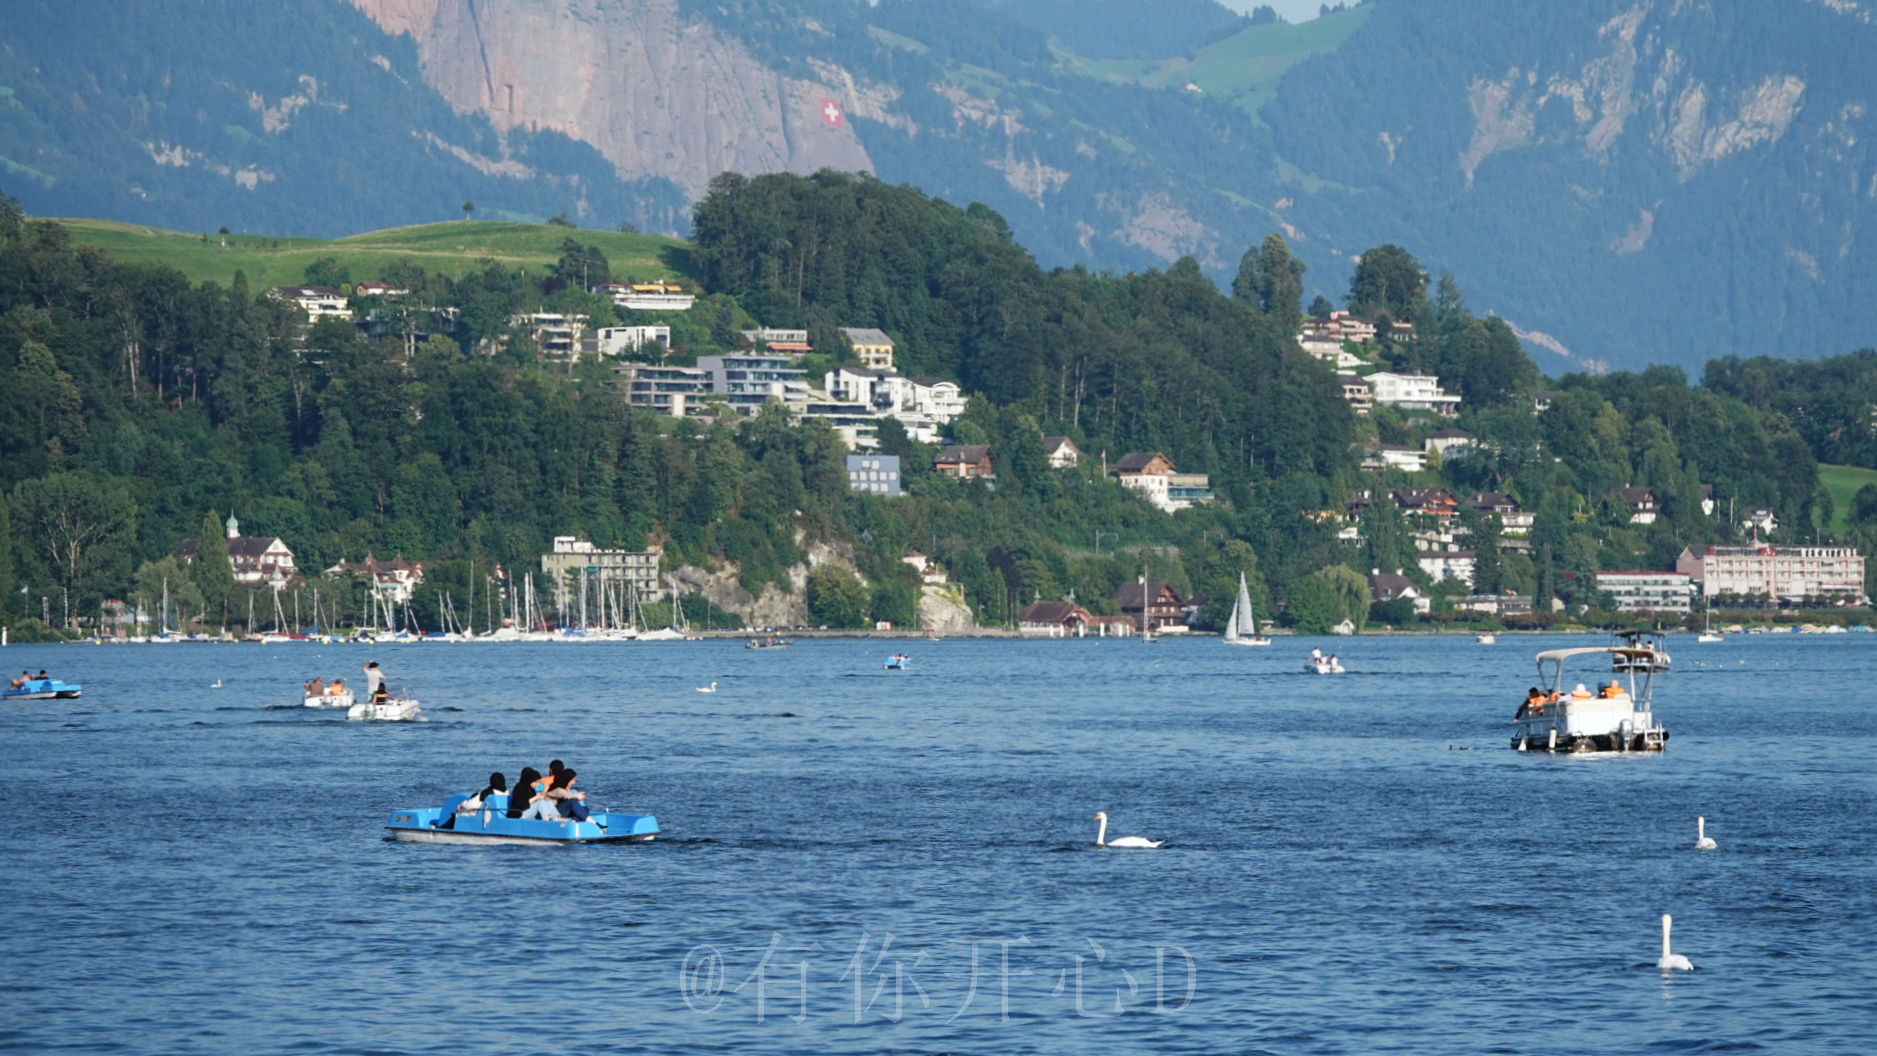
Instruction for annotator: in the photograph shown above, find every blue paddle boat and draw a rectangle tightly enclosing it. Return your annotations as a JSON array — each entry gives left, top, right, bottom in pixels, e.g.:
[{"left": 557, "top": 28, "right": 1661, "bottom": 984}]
[
  {"left": 385, "top": 794, "right": 659, "bottom": 845},
  {"left": 884, "top": 653, "right": 912, "bottom": 670},
  {"left": 4, "top": 677, "right": 82, "bottom": 701}
]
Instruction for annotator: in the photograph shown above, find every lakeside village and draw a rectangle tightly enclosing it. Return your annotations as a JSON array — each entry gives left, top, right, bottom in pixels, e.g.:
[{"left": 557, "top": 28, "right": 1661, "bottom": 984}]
[{"left": 55, "top": 280, "right": 1869, "bottom": 644}]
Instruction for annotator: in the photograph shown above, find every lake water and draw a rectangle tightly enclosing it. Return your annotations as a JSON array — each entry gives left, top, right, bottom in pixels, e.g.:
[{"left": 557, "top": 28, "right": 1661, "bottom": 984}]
[{"left": 2, "top": 634, "right": 1873, "bottom": 1054}]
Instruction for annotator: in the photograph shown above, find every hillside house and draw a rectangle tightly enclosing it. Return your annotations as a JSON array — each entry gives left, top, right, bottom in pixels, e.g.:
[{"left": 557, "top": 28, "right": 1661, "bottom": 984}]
[
  {"left": 1360, "top": 443, "right": 1426, "bottom": 473},
  {"left": 270, "top": 285, "right": 352, "bottom": 324},
  {"left": 839, "top": 328, "right": 896, "bottom": 371},
  {"left": 1610, "top": 486, "right": 1659, "bottom": 525},
  {"left": 1425, "top": 428, "right": 1472, "bottom": 459},
  {"left": 1465, "top": 491, "right": 1534, "bottom": 536},
  {"left": 593, "top": 325, "right": 671, "bottom": 357},
  {"left": 1112, "top": 451, "right": 1213, "bottom": 512},
  {"left": 696, "top": 353, "right": 809, "bottom": 413},
  {"left": 934, "top": 444, "right": 995, "bottom": 480},
  {"left": 594, "top": 281, "right": 695, "bottom": 311},
  {"left": 1042, "top": 436, "right": 1081, "bottom": 469},
  {"left": 1337, "top": 372, "right": 1374, "bottom": 415},
  {"left": 352, "top": 280, "right": 409, "bottom": 298},
  {"left": 1367, "top": 372, "right": 1461, "bottom": 415},
  {"left": 508, "top": 312, "right": 588, "bottom": 360},
  {"left": 1741, "top": 507, "right": 1779, "bottom": 535},
  {"left": 614, "top": 363, "right": 710, "bottom": 417},
  {"left": 1393, "top": 487, "right": 1460, "bottom": 523}
]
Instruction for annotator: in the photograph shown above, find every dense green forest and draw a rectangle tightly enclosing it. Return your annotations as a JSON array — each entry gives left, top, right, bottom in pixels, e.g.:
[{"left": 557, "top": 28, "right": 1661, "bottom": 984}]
[{"left": 2, "top": 178, "right": 1873, "bottom": 645}]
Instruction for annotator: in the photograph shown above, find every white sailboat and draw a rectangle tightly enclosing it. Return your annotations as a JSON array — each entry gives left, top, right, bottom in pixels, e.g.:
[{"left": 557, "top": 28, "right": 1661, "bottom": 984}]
[
  {"left": 1221, "top": 572, "right": 1270, "bottom": 646},
  {"left": 1696, "top": 606, "right": 1723, "bottom": 643}
]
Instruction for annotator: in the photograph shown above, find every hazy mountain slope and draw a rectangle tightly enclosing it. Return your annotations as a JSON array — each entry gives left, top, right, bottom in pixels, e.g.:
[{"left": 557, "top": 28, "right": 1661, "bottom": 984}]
[
  {"left": 982, "top": 0, "right": 1248, "bottom": 60},
  {"left": 1262, "top": 0, "right": 1877, "bottom": 370},
  {"left": 3, "top": 0, "right": 1871, "bottom": 372},
  {"left": 345, "top": 0, "right": 873, "bottom": 200},
  {"left": 0, "top": 0, "right": 689, "bottom": 235}
]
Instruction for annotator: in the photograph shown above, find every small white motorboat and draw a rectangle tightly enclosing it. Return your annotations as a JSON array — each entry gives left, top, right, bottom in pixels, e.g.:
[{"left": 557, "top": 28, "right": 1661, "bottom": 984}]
[
  {"left": 303, "top": 680, "right": 355, "bottom": 708},
  {"left": 348, "top": 694, "right": 422, "bottom": 721},
  {"left": 1305, "top": 655, "right": 1345, "bottom": 674},
  {"left": 1476, "top": 633, "right": 1496, "bottom": 645}
]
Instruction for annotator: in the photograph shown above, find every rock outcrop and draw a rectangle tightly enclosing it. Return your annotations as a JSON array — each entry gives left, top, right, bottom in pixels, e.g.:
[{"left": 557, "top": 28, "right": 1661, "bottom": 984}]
[{"left": 348, "top": 0, "right": 874, "bottom": 199}]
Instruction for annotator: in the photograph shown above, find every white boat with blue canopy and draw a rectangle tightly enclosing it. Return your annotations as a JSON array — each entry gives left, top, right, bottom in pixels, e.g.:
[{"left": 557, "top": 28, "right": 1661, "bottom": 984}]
[
  {"left": 1512, "top": 632, "right": 1670, "bottom": 753},
  {"left": 386, "top": 793, "right": 660, "bottom": 845}
]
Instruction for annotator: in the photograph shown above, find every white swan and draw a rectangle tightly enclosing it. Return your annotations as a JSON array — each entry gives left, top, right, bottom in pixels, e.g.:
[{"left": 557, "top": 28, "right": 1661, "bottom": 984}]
[
  {"left": 696, "top": 681, "right": 718, "bottom": 693},
  {"left": 210, "top": 679, "right": 223, "bottom": 689},
  {"left": 1656, "top": 913, "right": 1694, "bottom": 971},
  {"left": 1695, "top": 816, "right": 1717, "bottom": 851},
  {"left": 1094, "top": 812, "right": 1164, "bottom": 849}
]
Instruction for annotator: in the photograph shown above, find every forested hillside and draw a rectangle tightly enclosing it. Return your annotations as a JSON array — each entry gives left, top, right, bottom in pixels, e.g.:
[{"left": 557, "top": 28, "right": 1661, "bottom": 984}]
[{"left": 2, "top": 182, "right": 1872, "bottom": 645}]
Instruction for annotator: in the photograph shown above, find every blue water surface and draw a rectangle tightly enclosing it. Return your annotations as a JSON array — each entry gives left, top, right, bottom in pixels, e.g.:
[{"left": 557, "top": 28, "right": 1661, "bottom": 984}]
[{"left": 1, "top": 634, "right": 1873, "bottom": 1054}]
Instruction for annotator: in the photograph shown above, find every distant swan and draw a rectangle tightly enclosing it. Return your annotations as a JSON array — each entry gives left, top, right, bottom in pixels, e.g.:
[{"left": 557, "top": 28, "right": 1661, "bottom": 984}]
[
  {"left": 211, "top": 679, "right": 223, "bottom": 689},
  {"left": 1094, "top": 812, "right": 1164, "bottom": 849},
  {"left": 696, "top": 681, "right": 718, "bottom": 693},
  {"left": 1695, "top": 816, "right": 1717, "bottom": 851},
  {"left": 1656, "top": 914, "right": 1694, "bottom": 971}
]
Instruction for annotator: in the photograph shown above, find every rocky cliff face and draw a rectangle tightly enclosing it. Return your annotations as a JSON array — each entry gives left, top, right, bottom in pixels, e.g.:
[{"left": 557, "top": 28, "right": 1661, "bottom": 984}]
[{"left": 348, "top": 0, "right": 873, "bottom": 199}]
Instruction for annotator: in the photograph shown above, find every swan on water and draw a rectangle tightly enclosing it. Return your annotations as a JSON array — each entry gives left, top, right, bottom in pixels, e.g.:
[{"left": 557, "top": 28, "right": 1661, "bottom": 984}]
[
  {"left": 1094, "top": 812, "right": 1164, "bottom": 849},
  {"left": 696, "top": 681, "right": 718, "bottom": 693},
  {"left": 211, "top": 679, "right": 223, "bottom": 689},
  {"left": 1695, "top": 816, "right": 1717, "bottom": 851},
  {"left": 1656, "top": 914, "right": 1694, "bottom": 971}
]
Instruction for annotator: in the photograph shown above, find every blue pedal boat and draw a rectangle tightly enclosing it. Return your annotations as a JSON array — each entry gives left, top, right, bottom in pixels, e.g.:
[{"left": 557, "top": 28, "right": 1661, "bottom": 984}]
[
  {"left": 4, "top": 677, "right": 83, "bottom": 701},
  {"left": 385, "top": 794, "right": 659, "bottom": 845}
]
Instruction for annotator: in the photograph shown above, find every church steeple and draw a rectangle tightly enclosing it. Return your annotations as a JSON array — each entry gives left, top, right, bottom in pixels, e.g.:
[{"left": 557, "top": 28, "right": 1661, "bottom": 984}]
[{"left": 225, "top": 512, "right": 240, "bottom": 539}]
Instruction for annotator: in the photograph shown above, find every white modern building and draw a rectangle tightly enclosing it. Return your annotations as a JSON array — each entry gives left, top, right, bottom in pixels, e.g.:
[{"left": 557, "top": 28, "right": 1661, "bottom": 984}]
[
  {"left": 1366, "top": 372, "right": 1461, "bottom": 415},
  {"left": 1594, "top": 571, "right": 1695, "bottom": 613},
  {"left": 594, "top": 325, "right": 671, "bottom": 357},
  {"left": 615, "top": 364, "right": 711, "bottom": 416},
  {"left": 270, "top": 285, "right": 352, "bottom": 324},
  {"left": 696, "top": 354, "right": 810, "bottom": 413},
  {"left": 595, "top": 281, "right": 695, "bottom": 311}
]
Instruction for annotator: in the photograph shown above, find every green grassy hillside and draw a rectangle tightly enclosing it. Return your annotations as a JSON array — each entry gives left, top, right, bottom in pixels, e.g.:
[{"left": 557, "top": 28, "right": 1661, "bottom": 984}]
[
  {"left": 1070, "top": 4, "right": 1373, "bottom": 122},
  {"left": 1819, "top": 464, "right": 1877, "bottom": 533},
  {"left": 59, "top": 218, "right": 693, "bottom": 289}
]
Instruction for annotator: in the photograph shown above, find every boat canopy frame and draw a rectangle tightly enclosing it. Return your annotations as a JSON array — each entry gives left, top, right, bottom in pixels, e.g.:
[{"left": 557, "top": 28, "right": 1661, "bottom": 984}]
[{"left": 1534, "top": 646, "right": 1665, "bottom": 707}]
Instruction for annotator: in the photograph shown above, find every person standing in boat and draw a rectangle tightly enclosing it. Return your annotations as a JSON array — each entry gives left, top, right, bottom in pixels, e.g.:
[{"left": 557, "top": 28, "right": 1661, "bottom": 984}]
[
  {"left": 305, "top": 676, "right": 324, "bottom": 697},
  {"left": 362, "top": 661, "right": 387, "bottom": 702}
]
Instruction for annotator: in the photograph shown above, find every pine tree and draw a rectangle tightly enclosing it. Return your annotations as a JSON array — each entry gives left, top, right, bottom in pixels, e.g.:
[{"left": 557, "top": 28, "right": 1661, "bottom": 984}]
[{"left": 192, "top": 510, "right": 237, "bottom": 625}]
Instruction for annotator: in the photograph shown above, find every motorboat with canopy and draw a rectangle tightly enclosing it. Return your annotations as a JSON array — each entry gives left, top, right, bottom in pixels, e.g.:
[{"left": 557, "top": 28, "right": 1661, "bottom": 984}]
[{"left": 1512, "top": 631, "right": 1670, "bottom": 752}]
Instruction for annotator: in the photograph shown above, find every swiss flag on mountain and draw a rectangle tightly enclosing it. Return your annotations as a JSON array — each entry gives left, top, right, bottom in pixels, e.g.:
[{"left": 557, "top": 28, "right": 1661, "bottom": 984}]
[{"left": 819, "top": 98, "right": 844, "bottom": 127}]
